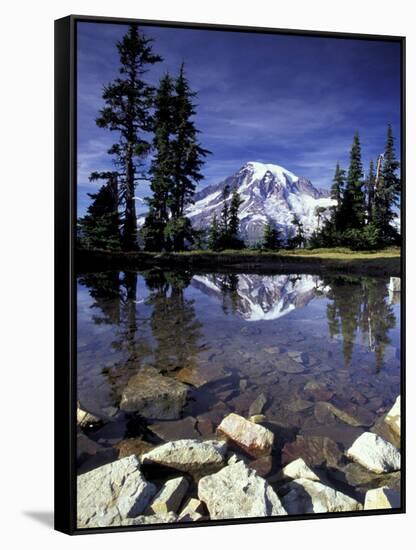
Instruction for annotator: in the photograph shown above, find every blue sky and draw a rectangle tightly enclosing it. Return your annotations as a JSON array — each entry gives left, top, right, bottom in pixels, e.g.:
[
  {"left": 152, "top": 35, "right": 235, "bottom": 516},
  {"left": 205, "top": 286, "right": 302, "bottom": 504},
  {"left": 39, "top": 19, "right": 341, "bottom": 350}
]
[{"left": 77, "top": 21, "right": 401, "bottom": 215}]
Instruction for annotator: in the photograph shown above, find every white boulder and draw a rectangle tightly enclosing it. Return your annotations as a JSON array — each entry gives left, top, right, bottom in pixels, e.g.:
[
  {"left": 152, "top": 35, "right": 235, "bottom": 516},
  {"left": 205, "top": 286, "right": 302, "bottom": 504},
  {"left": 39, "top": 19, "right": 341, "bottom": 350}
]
[
  {"left": 77, "top": 455, "right": 157, "bottom": 528},
  {"left": 281, "top": 478, "right": 362, "bottom": 514},
  {"left": 142, "top": 439, "right": 227, "bottom": 473},
  {"left": 198, "top": 461, "right": 287, "bottom": 519},
  {"left": 346, "top": 432, "right": 401, "bottom": 474}
]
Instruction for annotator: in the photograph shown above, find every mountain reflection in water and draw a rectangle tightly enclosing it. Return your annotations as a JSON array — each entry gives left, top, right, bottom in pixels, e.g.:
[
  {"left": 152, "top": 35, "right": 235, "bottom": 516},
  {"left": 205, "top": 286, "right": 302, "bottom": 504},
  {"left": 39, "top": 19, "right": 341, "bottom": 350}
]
[{"left": 76, "top": 269, "right": 400, "bottom": 458}]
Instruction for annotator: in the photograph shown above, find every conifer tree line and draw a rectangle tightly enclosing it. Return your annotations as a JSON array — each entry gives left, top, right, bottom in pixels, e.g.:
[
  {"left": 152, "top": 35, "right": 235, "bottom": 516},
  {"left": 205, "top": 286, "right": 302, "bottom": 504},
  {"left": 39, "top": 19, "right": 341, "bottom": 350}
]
[
  {"left": 77, "top": 24, "right": 210, "bottom": 252},
  {"left": 310, "top": 125, "right": 400, "bottom": 250}
]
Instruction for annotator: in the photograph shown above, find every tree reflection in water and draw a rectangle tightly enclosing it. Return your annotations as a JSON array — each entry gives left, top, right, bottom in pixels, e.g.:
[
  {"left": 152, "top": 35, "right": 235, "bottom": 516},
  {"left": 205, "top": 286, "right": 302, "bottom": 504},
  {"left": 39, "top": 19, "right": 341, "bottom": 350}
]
[{"left": 324, "top": 276, "right": 396, "bottom": 371}]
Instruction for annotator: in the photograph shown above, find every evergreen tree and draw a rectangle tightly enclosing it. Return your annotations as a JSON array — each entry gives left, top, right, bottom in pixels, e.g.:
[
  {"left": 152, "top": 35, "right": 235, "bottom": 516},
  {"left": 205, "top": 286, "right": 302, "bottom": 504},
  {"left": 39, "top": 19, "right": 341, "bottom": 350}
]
[
  {"left": 373, "top": 124, "right": 400, "bottom": 242},
  {"left": 168, "top": 63, "right": 210, "bottom": 249},
  {"left": 342, "top": 133, "right": 365, "bottom": 229},
  {"left": 208, "top": 214, "right": 221, "bottom": 251},
  {"left": 77, "top": 172, "right": 120, "bottom": 250},
  {"left": 95, "top": 24, "right": 162, "bottom": 250},
  {"left": 288, "top": 214, "right": 305, "bottom": 248},
  {"left": 262, "top": 220, "right": 281, "bottom": 250},
  {"left": 331, "top": 162, "right": 346, "bottom": 231},
  {"left": 143, "top": 73, "right": 175, "bottom": 251},
  {"left": 219, "top": 184, "right": 231, "bottom": 239},
  {"left": 366, "top": 159, "right": 376, "bottom": 223},
  {"left": 228, "top": 190, "right": 244, "bottom": 247}
]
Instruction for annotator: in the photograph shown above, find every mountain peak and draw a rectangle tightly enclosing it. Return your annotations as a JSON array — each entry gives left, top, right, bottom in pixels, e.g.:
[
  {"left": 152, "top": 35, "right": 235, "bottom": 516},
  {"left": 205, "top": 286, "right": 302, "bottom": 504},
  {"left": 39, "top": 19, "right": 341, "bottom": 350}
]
[
  {"left": 185, "top": 160, "right": 336, "bottom": 244},
  {"left": 242, "top": 161, "right": 299, "bottom": 184}
]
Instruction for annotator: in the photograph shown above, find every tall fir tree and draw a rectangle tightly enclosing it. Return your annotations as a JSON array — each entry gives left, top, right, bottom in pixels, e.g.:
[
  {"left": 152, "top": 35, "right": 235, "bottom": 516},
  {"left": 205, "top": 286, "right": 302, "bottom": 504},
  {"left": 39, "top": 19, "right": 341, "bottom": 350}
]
[
  {"left": 288, "top": 214, "right": 305, "bottom": 248},
  {"left": 208, "top": 214, "right": 221, "bottom": 250},
  {"left": 143, "top": 73, "right": 176, "bottom": 251},
  {"left": 228, "top": 190, "right": 244, "bottom": 246},
  {"left": 366, "top": 159, "right": 376, "bottom": 223},
  {"left": 95, "top": 24, "right": 162, "bottom": 250},
  {"left": 331, "top": 162, "right": 346, "bottom": 230},
  {"left": 342, "top": 132, "right": 365, "bottom": 229},
  {"left": 373, "top": 124, "right": 400, "bottom": 242},
  {"left": 77, "top": 172, "right": 120, "bottom": 250},
  {"left": 262, "top": 220, "right": 281, "bottom": 250},
  {"left": 166, "top": 63, "right": 210, "bottom": 249}
]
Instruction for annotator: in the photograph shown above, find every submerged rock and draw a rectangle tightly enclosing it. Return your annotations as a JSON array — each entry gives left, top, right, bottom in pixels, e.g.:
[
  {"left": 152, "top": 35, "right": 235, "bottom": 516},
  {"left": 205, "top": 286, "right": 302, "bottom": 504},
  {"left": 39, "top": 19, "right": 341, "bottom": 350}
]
[
  {"left": 346, "top": 432, "right": 401, "bottom": 474},
  {"left": 217, "top": 413, "right": 274, "bottom": 458},
  {"left": 281, "top": 478, "right": 362, "bottom": 514},
  {"left": 281, "top": 458, "right": 320, "bottom": 482},
  {"left": 364, "top": 487, "right": 400, "bottom": 510},
  {"left": 304, "top": 380, "right": 335, "bottom": 401},
  {"left": 149, "top": 476, "right": 189, "bottom": 515},
  {"left": 198, "top": 461, "right": 287, "bottom": 519},
  {"left": 343, "top": 462, "right": 401, "bottom": 492},
  {"left": 175, "top": 364, "right": 230, "bottom": 388},
  {"left": 385, "top": 396, "right": 400, "bottom": 438},
  {"left": 315, "top": 402, "right": 373, "bottom": 427},
  {"left": 249, "top": 414, "right": 267, "bottom": 424},
  {"left": 148, "top": 417, "right": 199, "bottom": 441},
  {"left": 142, "top": 439, "right": 227, "bottom": 473},
  {"left": 248, "top": 393, "right": 268, "bottom": 417},
  {"left": 282, "top": 435, "right": 343, "bottom": 468},
  {"left": 274, "top": 357, "right": 305, "bottom": 374},
  {"left": 77, "top": 455, "right": 157, "bottom": 528},
  {"left": 120, "top": 367, "right": 188, "bottom": 420}
]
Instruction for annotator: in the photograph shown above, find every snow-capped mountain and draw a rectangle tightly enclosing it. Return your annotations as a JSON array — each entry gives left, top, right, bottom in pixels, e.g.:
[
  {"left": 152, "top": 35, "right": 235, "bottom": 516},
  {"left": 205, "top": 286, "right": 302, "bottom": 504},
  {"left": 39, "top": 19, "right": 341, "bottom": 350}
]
[
  {"left": 191, "top": 273, "right": 326, "bottom": 321},
  {"left": 186, "top": 161, "right": 335, "bottom": 244}
]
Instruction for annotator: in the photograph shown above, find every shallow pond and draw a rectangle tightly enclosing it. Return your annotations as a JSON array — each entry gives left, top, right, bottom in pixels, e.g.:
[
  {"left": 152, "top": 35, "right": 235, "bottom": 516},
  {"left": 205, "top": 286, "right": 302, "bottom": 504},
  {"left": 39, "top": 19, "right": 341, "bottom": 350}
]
[{"left": 77, "top": 269, "right": 401, "bottom": 498}]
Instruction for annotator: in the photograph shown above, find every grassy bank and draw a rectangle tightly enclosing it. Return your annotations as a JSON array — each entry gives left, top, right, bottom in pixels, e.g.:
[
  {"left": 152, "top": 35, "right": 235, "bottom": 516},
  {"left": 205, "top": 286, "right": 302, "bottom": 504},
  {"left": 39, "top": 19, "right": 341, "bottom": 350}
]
[{"left": 77, "top": 246, "right": 401, "bottom": 277}]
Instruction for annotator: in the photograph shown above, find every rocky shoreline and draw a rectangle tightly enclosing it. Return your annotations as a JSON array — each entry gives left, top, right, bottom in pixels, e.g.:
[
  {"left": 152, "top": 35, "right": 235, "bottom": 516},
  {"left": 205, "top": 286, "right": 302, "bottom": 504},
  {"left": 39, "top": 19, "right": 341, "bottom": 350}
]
[{"left": 77, "top": 395, "right": 401, "bottom": 528}]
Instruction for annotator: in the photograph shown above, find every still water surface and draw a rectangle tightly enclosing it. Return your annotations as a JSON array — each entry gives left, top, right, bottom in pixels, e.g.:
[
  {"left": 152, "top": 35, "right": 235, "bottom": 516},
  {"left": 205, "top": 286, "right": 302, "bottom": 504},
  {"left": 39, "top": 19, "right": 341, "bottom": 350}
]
[{"left": 77, "top": 269, "right": 400, "bottom": 485}]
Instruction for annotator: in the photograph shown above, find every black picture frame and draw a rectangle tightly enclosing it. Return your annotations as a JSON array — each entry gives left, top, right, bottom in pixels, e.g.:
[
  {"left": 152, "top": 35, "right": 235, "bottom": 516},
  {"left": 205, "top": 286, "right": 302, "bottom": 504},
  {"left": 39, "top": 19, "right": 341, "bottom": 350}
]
[{"left": 54, "top": 14, "right": 406, "bottom": 535}]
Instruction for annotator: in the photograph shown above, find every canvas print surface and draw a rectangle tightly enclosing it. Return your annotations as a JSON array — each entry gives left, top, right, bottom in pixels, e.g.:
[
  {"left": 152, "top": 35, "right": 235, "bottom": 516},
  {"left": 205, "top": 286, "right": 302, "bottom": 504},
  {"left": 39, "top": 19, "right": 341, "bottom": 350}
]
[{"left": 75, "top": 20, "right": 402, "bottom": 530}]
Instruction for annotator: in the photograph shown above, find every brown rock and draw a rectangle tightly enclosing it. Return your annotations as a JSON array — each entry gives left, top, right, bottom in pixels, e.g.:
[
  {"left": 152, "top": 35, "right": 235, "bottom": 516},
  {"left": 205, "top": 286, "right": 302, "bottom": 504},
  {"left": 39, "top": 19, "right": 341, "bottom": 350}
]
[
  {"left": 116, "top": 438, "right": 155, "bottom": 459},
  {"left": 148, "top": 417, "right": 199, "bottom": 441},
  {"left": 176, "top": 363, "right": 230, "bottom": 388},
  {"left": 282, "top": 435, "right": 343, "bottom": 468},
  {"left": 217, "top": 413, "right": 274, "bottom": 458}
]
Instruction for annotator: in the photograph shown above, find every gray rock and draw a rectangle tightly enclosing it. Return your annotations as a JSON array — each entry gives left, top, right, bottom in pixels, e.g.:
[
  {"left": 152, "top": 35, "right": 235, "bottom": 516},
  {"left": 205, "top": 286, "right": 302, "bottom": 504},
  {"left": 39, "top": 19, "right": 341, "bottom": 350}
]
[
  {"left": 149, "top": 476, "right": 189, "bottom": 515},
  {"left": 77, "top": 455, "right": 157, "bottom": 528},
  {"left": 346, "top": 432, "right": 401, "bottom": 474},
  {"left": 281, "top": 478, "right": 362, "bottom": 514},
  {"left": 122, "top": 512, "right": 178, "bottom": 525},
  {"left": 120, "top": 367, "right": 188, "bottom": 420},
  {"left": 343, "top": 462, "right": 401, "bottom": 492},
  {"left": 198, "top": 461, "right": 287, "bottom": 519},
  {"left": 142, "top": 439, "right": 227, "bottom": 473},
  {"left": 217, "top": 413, "right": 274, "bottom": 458},
  {"left": 364, "top": 487, "right": 400, "bottom": 510},
  {"left": 248, "top": 393, "right": 267, "bottom": 417}
]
